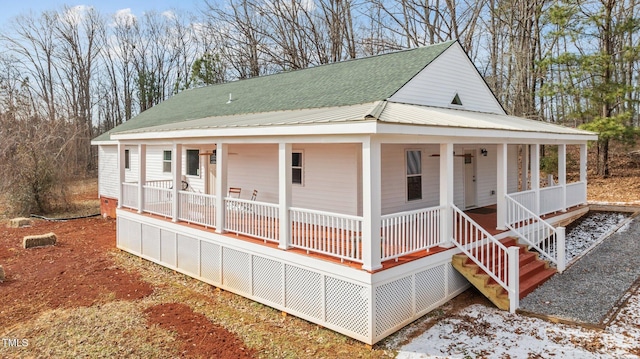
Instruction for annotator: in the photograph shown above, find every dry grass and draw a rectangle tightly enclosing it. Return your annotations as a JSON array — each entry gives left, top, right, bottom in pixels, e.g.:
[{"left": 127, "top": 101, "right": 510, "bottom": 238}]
[
  {"left": 0, "top": 301, "right": 178, "bottom": 358},
  {"left": 109, "top": 251, "right": 398, "bottom": 358}
]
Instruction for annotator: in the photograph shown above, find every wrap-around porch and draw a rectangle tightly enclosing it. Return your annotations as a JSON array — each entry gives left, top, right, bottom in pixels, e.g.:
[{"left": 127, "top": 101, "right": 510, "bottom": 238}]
[{"left": 117, "top": 140, "right": 589, "bottom": 272}]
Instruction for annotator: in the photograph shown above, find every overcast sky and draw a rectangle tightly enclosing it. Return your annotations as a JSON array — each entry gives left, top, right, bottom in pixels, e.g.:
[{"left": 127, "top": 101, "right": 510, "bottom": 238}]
[{"left": 0, "top": 0, "right": 199, "bottom": 28}]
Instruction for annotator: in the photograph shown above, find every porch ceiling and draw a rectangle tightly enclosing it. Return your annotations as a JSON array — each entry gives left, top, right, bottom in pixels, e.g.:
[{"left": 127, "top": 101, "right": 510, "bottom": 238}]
[{"left": 110, "top": 101, "right": 596, "bottom": 142}]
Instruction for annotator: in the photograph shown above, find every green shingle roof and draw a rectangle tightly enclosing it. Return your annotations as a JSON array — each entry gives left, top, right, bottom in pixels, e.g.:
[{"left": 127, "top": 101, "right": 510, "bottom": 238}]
[{"left": 93, "top": 40, "right": 456, "bottom": 142}]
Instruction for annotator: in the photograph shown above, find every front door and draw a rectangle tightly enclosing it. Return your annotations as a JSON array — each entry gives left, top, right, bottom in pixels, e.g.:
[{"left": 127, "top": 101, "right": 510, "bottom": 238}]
[{"left": 464, "top": 149, "right": 477, "bottom": 208}]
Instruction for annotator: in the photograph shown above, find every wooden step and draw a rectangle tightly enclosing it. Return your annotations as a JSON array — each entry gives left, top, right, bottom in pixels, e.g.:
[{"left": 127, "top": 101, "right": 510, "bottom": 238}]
[
  {"left": 519, "top": 267, "right": 556, "bottom": 298},
  {"left": 452, "top": 237, "right": 557, "bottom": 310}
]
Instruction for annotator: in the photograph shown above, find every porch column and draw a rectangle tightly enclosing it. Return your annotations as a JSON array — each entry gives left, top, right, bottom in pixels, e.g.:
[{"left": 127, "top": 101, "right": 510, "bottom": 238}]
[
  {"left": 496, "top": 143, "right": 508, "bottom": 230},
  {"left": 362, "top": 137, "right": 382, "bottom": 271},
  {"left": 521, "top": 145, "right": 529, "bottom": 191},
  {"left": 117, "top": 142, "right": 125, "bottom": 209},
  {"left": 558, "top": 144, "right": 567, "bottom": 211},
  {"left": 137, "top": 144, "right": 146, "bottom": 214},
  {"left": 531, "top": 144, "right": 541, "bottom": 215},
  {"left": 580, "top": 144, "right": 588, "bottom": 204},
  {"left": 278, "top": 143, "right": 292, "bottom": 250},
  {"left": 439, "top": 143, "right": 454, "bottom": 246},
  {"left": 171, "top": 143, "right": 182, "bottom": 223},
  {"left": 215, "top": 142, "right": 228, "bottom": 233}
]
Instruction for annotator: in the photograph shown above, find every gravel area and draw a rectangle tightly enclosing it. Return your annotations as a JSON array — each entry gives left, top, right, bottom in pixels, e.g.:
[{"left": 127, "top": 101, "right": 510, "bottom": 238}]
[{"left": 520, "top": 213, "right": 640, "bottom": 325}]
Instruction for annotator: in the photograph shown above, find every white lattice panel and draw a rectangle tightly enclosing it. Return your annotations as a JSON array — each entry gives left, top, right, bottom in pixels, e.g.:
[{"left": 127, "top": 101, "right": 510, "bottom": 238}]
[
  {"left": 160, "top": 230, "right": 176, "bottom": 267},
  {"left": 200, "top": 241, "right": 221, "bottom": 285},
  {"left": 447, "top": 262, "right": 468, "bottom": 295},
  {"left": 326, "top": 277, "right": 369, "bottom": 337},
  {"left": 177, "top": 234, "right": 199, "bottom": 276},
  {"left": 375, "top": 276, "right": 412, "bottom": 337},
  {"left": 118, "top": 217, "right": 141, "bottom": 254},
  {"left": 285, "top": 265, "right": 322, "bottom": 319},
  {"left": 415, "top": 265, "right": 446, "bottom": 314},
  {"left": 252, "top": 256, "right": 282, "bottom": 305},
  {"left": 222, "top": 248, "right": 251, "bottom": 294},
  {"left": 141, "top": 224, "right": 161, "bottom": 261}
]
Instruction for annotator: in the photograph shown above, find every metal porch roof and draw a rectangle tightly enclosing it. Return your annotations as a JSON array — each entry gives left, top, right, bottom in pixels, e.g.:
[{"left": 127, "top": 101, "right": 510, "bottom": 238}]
[{"left": 111, "top": 101, "right": 596, "bottom": 140}]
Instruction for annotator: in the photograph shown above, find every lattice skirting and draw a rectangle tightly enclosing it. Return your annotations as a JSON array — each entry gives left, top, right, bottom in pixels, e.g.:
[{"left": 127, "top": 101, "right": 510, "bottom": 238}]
[{"left": 117, "top": 211, "right": 468, "bottom": 344}]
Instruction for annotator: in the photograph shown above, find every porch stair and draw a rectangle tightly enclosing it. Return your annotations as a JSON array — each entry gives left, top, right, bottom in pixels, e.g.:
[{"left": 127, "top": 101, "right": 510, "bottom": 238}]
[{"left": 451, "top": 237, "right": 556, "bottom": 311}]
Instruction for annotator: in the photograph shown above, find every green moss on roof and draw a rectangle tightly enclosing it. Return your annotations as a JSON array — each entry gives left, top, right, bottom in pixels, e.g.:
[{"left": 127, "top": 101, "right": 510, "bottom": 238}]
[{"left": 93, "top": 40, "right": 456, "bottom": 142}]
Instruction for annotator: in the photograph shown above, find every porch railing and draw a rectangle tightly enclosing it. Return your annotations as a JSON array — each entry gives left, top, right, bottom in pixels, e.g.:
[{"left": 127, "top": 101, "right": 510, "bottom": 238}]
[
  {"left": 143, "top": 185, "right": 173, "bottom": 217},
  {"left": 380, "top": 205, "right": 444, "bottom": 262},
  {"left": 121, "top": 182, "right": 138, "bottom": 210},
  {"left": 145, "top": 179, "right": 173, "bottom": 189},
  {"left": 290, "top": 207, "right": 363, "bottom": 263},
  {"left": 452, "top": 204, "right": 519, "bottom": 313},
  {"left": 508, "top": 189, "right": 536, "bottom": 213},
  {"left": 224, "top": 198, "right": 279, "bottom": 243},
  {"left": 505, "top": 194, "right": 565, "bottom": 272},
  {"left": 179, "top": 191, "right": 216, "bottom": 228},
  {"left": 540, "top": 186, "right": 564, "bottom": 214},
  {"left": 566, "top": 181, "right": 587, "bottom": 208}
]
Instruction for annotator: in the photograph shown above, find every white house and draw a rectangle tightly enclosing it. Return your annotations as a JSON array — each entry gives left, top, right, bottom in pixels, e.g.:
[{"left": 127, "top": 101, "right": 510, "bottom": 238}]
[{"left": 92, "top": 40, "right": 597, "bottom": 344}]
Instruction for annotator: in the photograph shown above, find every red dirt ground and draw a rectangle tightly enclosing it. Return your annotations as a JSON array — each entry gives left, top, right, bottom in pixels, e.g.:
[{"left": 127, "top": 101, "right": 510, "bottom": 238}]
[
  {"left": 0, "top": 217, "right": 254, "bottom": 358},
  {"left": 0, "top": 218, "right": 153, "bottom": 328},
  {"left": 145, "top": 303, "right": 256, "bottom": 359}
]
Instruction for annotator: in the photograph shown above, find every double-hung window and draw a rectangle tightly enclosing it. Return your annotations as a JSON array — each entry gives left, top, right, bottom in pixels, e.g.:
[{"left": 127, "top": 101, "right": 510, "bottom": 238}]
[
  {"left": 163, "top": 151, "right": 171, "bottom": 173},
  {"left": 292, "top": 151, "right": 303, "bottom": 185},
  {"left": 406, "top": 150, "right": 422, "bottom": 201},
  {"left": 186, "top": 149, "right": 200, "bottom": 176}
]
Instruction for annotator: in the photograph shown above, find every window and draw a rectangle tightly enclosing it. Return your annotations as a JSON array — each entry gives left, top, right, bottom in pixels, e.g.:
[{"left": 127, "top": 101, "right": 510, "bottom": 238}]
[
  {"left": 406, "top": 150, "right": 422, "bottom": 201},
  {"left": 292, "top": 151, "right": 303, "bottom": 185},
  {"left": 163, "top": 150, "right": 171, "bottom": 173},
  {"left": 451, "top": 93, "right": 463, "bottom": 106},
  {"left": 186, "top": 149, "right": 200, "bottom": 176},
  {"left": 124, "top": 149, "right": 130, "bottom": 170}
]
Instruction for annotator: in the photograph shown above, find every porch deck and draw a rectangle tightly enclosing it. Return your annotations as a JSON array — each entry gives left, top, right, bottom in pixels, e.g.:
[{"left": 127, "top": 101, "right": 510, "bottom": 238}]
[{"left": 123, "top": 203, "right": 588, "bottom": 273}]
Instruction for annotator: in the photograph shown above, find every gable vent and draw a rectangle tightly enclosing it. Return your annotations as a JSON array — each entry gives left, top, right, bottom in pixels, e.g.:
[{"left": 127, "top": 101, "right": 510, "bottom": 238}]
[{"left": 451, "top": 93, "right": 463, "bottom": 106}]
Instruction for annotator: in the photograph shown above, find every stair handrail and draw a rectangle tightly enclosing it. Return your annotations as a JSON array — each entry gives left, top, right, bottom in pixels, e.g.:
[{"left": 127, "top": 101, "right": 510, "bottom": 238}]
[
  {"left": 505, "top": 194, "right": 566, "bottom": 272},
  {"left": 451, "top": 204, "right": 520, "bottom": 312}
]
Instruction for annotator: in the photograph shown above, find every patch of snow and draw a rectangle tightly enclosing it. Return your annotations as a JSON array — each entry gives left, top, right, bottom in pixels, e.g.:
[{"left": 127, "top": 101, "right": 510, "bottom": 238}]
[
  {"left": 397, "top": 288, "right": 640, "bottom": 358},
  {"left": 563, "top": 212, "right": 629, "bottom": 263}
]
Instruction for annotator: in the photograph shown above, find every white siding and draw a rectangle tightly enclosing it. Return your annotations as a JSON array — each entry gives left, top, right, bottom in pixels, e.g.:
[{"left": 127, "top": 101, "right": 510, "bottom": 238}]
[
  {"left": 474, "top": 145, "right": 497, "bottom": 208},
  {"left": 291, "top": 143, "right": 359, "bottom": 215},
  {"left": 381, "top": 144, "right": 440, "bottom": 215},
  {"left": 124, "top": 146, "right": 139, "bottom": 183},
  {"left": 507, "top": 145, "right": 519, "bottom": 193},
  {"left": 98, "top": 145, "right": 118, "bottom": 198},
  {"left": 453, "top": 155, "right": 465, "bottom": 207},
  {"left": 227, "top": 144, "right": 279, "bottom": 204},
  {"left": 225, "top": 143, "right": 359, "bottom": 215},
  {"left": 389, "top": 43, "right": 505, "bottom": 115},
  {"left": 145, "top": 145, "right": 172, "bottom": 182}
]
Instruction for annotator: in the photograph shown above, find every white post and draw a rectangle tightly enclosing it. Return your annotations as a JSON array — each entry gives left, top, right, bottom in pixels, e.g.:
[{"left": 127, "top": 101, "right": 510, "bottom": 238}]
[
  {"left": 556, "top": 226, "right": 566, "bottom": 273},
  {"left": 278, "top": 143, "right": 292, "bottom": 250},
  {"left": 137, "top": 144, "right": 146, "bottom": 214},
  {"left": 531, "top": 144, "right": 541, "bottom": 215},
  {"left": 171, "top": 143, "right": 182, "bottom": 223},
  {"left": 508, "top": 246, "right": 520, "bottom": 313},
  {"left": 361, "top": 137, "right": 382, "bottom": 271},
  {"left": 580, "top": 143, "right": 588, "bottom": 204},
  {"left": 558, "top": 144, "right": 567, "bottom": 211},
  {"left": 440, "top": 143, "right": 454, "bottom": 247},
  {"left": 497, "top": 143, "right": 508, "bottom": 230},
  {"left": 117, "top": 142, "right": 125, "bottom": 209},
  {"left": 215, "top": 142, "right": 228, "bottom": 233},
  {"left": 521, "top": 145, "right": 529, "bottom": 191}
]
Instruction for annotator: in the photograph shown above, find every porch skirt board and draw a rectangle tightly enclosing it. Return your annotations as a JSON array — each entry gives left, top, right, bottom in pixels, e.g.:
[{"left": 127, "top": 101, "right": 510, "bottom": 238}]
[{"left": 116, "top": 211, "right": 468, "bottom": 344}]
